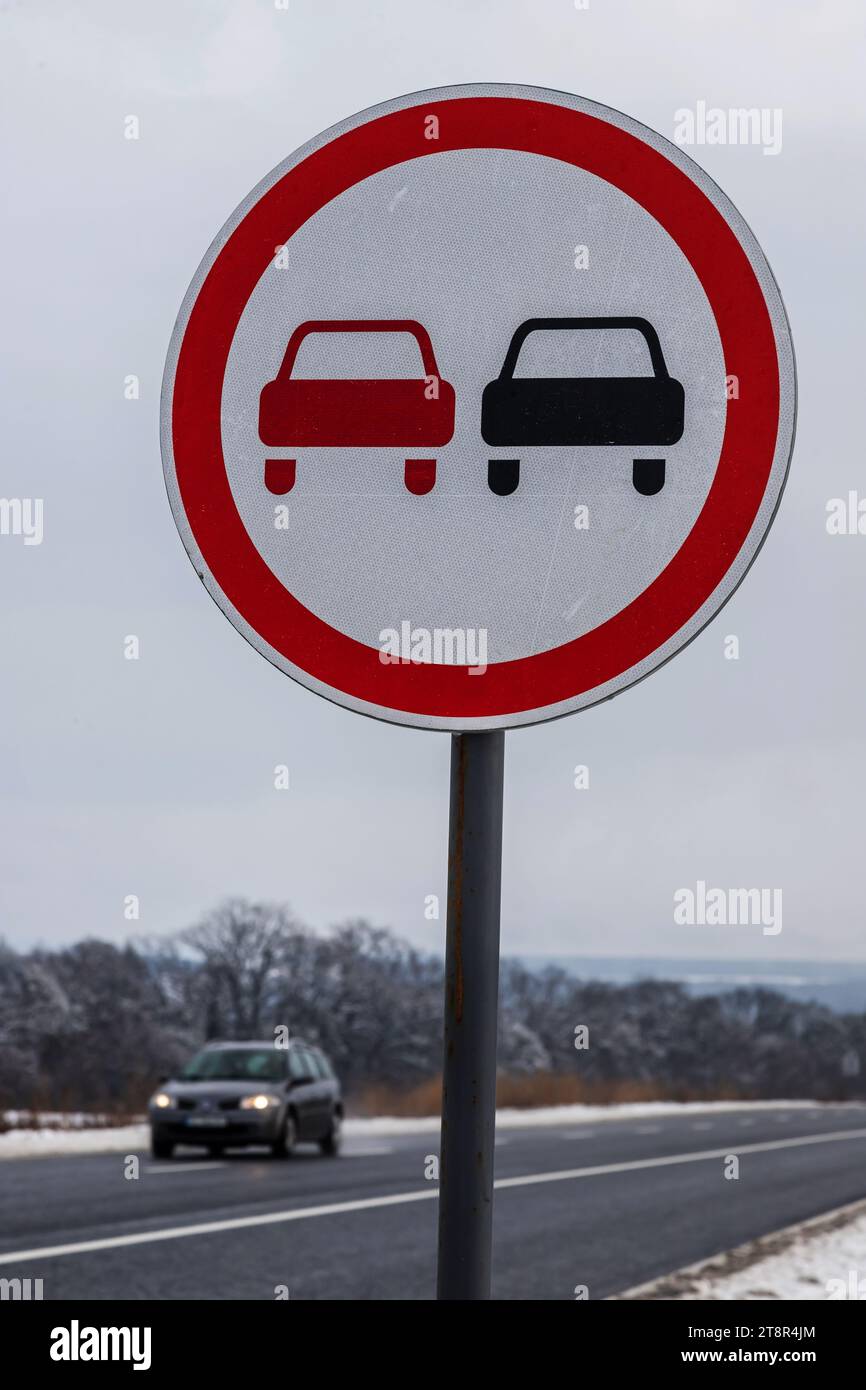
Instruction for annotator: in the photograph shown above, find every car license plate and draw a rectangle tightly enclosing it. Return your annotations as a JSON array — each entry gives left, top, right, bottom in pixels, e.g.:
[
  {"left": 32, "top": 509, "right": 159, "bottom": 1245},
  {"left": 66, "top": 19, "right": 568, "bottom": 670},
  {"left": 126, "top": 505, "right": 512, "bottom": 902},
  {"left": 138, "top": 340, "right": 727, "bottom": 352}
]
[{"left": 186, "top": 1115, "right": 227, "bottom": 1127}]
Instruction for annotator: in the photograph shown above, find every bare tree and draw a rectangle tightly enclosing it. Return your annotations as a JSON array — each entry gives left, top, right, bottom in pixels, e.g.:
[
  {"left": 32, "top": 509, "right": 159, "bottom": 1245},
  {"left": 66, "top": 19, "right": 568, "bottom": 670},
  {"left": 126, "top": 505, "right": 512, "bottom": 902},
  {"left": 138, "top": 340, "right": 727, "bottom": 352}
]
[{"left": 181, "top": 898, "right": 301, "bottom": 1039}]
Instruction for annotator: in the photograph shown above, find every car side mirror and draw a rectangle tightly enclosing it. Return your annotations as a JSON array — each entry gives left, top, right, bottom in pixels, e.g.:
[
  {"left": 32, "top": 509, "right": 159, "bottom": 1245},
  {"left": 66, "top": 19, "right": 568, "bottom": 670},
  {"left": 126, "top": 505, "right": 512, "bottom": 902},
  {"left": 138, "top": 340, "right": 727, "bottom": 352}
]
[{"left": 290, "top": 1074, "right": 315, "bottom": 1087}]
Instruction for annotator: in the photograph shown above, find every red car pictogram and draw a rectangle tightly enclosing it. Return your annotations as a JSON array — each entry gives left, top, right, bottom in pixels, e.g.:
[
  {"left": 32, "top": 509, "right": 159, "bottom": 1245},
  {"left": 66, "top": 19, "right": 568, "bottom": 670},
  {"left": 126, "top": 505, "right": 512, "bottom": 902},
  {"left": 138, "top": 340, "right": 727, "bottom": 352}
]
[{"left": 258, "top": 319, "right": 456, "bottom": 495}]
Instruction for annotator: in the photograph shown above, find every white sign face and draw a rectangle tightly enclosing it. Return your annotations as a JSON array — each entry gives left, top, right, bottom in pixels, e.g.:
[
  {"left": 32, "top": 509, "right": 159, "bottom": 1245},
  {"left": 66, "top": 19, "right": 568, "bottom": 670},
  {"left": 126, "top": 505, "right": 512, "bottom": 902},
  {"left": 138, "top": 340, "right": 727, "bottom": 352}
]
[{"left": 162, "top": 83, "right": 795, "bottom": 731}]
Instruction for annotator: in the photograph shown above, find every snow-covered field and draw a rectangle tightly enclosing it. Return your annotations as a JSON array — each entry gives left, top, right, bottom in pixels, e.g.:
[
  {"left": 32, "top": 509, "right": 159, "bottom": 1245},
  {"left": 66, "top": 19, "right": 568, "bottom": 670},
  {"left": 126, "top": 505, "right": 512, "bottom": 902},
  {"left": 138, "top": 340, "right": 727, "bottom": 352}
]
[{"left": 0, "top": 1098, "right": 820, "bottom": 1160}]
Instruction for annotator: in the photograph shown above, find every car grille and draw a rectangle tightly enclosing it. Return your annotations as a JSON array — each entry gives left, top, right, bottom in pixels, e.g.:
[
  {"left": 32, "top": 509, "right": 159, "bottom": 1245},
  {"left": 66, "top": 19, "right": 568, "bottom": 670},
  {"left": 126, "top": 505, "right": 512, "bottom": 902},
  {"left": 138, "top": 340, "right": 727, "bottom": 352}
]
[{"left": 175, "top": 1096, "right": 240, "bottom": 1112}]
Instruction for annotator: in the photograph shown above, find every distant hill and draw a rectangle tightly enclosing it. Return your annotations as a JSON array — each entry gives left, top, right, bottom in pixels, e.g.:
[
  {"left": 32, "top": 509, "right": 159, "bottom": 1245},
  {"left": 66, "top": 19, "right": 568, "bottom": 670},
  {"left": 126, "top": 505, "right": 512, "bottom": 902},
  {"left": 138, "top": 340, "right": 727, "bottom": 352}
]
[{"left": 512, "top": 956, "right": 866, "bottom": 1015}]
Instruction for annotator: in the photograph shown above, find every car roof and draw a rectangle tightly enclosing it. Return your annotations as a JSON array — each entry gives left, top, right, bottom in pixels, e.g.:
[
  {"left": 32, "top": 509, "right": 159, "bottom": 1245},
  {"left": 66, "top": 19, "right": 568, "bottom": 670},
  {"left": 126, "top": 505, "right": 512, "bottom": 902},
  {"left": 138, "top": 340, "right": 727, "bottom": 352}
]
[{"left": 278, "top": 318, "right": 438, "bottom": 379}]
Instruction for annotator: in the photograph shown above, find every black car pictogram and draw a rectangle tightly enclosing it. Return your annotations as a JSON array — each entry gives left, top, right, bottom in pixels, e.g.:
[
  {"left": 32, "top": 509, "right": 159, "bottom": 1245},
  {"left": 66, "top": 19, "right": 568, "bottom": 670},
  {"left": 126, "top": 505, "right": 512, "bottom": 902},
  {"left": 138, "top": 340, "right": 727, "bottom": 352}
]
[{"left": 481, "top": 316, "right": 685, "bottom": 496}]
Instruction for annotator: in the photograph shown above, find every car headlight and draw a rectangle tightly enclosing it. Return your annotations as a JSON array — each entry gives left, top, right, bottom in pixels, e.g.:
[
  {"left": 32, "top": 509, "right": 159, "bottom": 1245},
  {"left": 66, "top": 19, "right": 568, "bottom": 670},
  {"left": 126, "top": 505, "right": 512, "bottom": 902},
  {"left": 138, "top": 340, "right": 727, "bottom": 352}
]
[
  {"left": 240, "top": 1093, "right": 280, "bottom": 1111},
  {"left": 151, "top": 1092, "right": 174, "bottom": 1109}
]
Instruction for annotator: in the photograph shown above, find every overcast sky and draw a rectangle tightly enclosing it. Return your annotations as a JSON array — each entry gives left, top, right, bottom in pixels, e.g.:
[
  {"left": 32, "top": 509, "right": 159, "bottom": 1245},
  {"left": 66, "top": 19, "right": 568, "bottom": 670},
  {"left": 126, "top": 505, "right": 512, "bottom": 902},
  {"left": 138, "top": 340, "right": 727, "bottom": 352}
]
[{"left": 2, "top": 0, "right": 865, "bottom": 962}]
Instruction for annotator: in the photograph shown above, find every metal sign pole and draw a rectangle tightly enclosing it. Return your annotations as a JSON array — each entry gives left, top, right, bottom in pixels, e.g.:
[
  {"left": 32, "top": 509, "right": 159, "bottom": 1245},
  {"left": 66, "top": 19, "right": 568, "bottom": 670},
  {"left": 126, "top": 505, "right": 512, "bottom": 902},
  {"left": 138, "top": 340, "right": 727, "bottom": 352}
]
[{"left": 436, "top": 729, "right": 505, "bottom": 1300}]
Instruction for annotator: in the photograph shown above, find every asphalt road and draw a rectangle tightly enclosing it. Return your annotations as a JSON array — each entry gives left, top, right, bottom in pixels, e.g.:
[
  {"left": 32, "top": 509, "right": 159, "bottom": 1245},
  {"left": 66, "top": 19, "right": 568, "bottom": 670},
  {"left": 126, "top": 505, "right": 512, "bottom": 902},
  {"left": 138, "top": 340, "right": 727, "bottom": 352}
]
[{"left": 1, "top": 1104, "right": 865, "bottom": 1300}]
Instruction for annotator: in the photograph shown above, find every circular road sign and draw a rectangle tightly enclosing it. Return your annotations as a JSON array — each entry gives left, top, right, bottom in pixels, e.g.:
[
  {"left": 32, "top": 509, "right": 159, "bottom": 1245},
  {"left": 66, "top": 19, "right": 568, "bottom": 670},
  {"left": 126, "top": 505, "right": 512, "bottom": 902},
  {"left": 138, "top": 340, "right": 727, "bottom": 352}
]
[{"left": 161, "top": 83, "right": 795, "bottom": 732}]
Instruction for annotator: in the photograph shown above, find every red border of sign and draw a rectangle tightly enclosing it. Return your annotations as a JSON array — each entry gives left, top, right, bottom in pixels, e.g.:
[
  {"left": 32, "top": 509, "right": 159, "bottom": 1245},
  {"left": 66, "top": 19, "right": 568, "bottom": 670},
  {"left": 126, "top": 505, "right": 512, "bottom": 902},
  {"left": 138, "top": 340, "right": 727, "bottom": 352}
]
[{"left": 172, "top": 96, "right": 780, "bottom": 718}]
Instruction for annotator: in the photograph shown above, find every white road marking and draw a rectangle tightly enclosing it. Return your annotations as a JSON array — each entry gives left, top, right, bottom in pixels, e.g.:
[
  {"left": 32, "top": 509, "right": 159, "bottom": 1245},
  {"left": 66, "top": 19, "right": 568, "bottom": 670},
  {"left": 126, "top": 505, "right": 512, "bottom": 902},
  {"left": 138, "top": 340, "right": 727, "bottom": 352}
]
[
  {"left": 561, "top": 1130, "right": 597, "bottom": 1140},
  {"left": 2, "top": 1127, "right": 865, "bottom": 1266},
  {"left": 146, "top": 1163, "right": 225, "bottom": 1175},
  {"left": 344, "top": 1146, "right": 393, "bottom": 1157},
  {"left": 739, "top": 1118, "right": 755, "bottom": 1126},
  {"left": 493, "top": 1129, "right": 866, "bottom": 1192},
  {"left": 634, "top": 1125, "right": 660, "bottom": 1134},
  {"left": 691, "top": 1122, "right": 714, "bottom": 1130}
]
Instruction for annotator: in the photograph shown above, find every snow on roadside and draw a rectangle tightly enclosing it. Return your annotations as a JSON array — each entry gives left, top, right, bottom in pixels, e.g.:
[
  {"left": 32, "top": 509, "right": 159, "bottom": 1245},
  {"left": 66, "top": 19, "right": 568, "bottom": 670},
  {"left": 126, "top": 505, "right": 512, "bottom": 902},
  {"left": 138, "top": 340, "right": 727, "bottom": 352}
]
[
  {"left": 694, "top": 1213, "right": 866, "bottom": 1300},
  {"left": 357, "top": 1098, "right": 821, "bottom": 1138},
  {"left": 619, "top": 1199, "right": 866, "bottom": 1301},
  {"left": 0, "top": 1124, "right": 150, "bottom": 1159},
  {"left": 0, "top": 1098, "right": 828, "bottom": 1159}
]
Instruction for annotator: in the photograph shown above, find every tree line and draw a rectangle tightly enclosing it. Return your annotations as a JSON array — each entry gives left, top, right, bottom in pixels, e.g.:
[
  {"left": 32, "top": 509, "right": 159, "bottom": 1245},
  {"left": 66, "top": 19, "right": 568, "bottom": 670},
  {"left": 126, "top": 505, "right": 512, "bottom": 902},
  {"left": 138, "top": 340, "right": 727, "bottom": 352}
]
[{"left": 1, "top": 898, "right": 863, "bottom": 1114}]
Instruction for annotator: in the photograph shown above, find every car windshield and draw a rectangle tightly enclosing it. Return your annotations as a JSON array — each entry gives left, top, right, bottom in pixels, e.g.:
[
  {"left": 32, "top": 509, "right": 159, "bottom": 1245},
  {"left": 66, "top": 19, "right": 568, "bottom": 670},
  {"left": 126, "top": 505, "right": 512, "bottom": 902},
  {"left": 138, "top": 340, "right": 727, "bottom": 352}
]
[
  {"left": 291, "top": 331, "right": 424, "bottom": 379},
  {"left": 512, "top": 327, "right": 653, "bottom": 379},
  {"left": 180, "top": 1048, "right": 285, "bottom": 1082}
]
